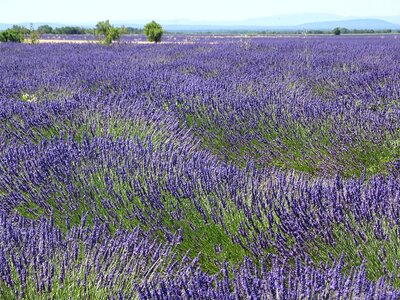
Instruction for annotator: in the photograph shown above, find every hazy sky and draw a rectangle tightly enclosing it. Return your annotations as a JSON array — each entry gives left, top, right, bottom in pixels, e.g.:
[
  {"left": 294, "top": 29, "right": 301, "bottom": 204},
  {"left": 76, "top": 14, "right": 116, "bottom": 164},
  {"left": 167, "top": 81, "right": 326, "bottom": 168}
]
[{"left": 1, "top": 0, "right": 399, "bottom": 23}]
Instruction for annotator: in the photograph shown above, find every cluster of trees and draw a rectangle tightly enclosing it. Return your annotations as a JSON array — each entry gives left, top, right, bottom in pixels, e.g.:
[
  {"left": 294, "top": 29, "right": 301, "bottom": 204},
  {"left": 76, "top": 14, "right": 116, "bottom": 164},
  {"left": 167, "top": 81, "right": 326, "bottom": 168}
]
[
  {"left": 38, "top": 25, "right": 88, "bottom": 34},
  {"left": 3, "top": 20, "right": 398, "bottom": 43},
  {"left": 95, "top": 20, "right": 163, "bottom": 44},
  {"left": 0, "top": 20, "right": 164, "bottom": 44},
  {"left": 36, "top": 24, "right": 144, "bottom": 35},
  {"left": 0, "top": 24, "right": 90, "bottom": 42},
  {"left": 257, "top": 28, "right": 399, "bottom": 35},
  {"left": 2, "top": 24, "right": 92, "bottom": 35},
  {"left": 215, "top": 28, "right": 400, "bottom": 35},
  {"left": 332, "top": 27, "right": 396, "bottom": 35}
]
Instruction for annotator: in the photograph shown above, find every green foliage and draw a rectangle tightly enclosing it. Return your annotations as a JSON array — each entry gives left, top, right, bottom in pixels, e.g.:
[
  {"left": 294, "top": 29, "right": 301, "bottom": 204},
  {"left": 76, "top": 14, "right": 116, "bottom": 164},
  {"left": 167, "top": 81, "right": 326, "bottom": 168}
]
[
  {"left": 37, "top": 24, "right": 53, "bottom": 34},
  {"left": 340, "top": 27, "right": 351, "bottom": 34},
  {"left": 29, "top": 23, "right": 39, "bottom": 44},
  {"left": 95, "top": 20, "right": 112, "bottom": 36},
  {"left": 0, "top": 28, "right": 24, "bottom": 43},
  {"left": 53, "top": 26, "right": 88, "bottom": 34},
  {"left": 333, "top": 27, "right": 341, "bottom": 35},
  {"left": 11, "top": 25, "right": 30, "bottom": 34},
  {"left": 143, "top": 21, "right": 163, "bottom": 43},
  {"left": 20, "top": 92, "right": 37, "bottom": 102},
  {"left": 95, "top": 20, "right": 121, "bottom": 44},
  {"left": 115, "top": 26, "right": 143, "bottom": 35},
  {"left": 124, "top": 26, "right": 143, "bottom": 34},
  {"left": 307, "top": 220, "right": 400, "bottom": 287},
  {"left": 105, "top": 27, "right": 120, "bottom": 44}
]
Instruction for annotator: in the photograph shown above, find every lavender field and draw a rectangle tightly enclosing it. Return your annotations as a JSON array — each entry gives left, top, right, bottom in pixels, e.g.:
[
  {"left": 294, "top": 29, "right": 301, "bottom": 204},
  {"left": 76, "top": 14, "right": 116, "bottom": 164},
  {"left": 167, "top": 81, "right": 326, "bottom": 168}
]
[{"left": 1, "top": 35, "right": 400, "bottom": 299}]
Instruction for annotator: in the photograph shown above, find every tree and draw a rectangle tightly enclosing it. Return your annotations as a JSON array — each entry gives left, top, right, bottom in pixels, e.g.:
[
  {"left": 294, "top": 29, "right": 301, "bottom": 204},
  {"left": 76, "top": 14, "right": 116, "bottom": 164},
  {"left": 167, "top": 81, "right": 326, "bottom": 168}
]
[
  {"left": 0, "top": 29, "right": 24, "bottom": 43},
  {"left": 333, "top": 27, "right": 341, "bottom": 35},
  {"left": 105, "top": 27, "right": 121, "bottom": 44},
  {"left": 11, "top": 25, "right": 30, "bottom": 34},
  {"left": 53, "top": 26, "right": 87, "bottom": 34},
  {"left": 143, "top": 21, "right": 163, "bottom": 43},
  {"left": 124, "top": 27, "right": 143, "bottom": 34},
  {"left": 96, "top": 20, "right": 111, "bottom": 36},
  {"left": 340, "top": 27, "right": 350, "bottom": 34},
  {"left": 37, "top": 25, "right": 53, "bottom": 34},
  {"left": 95, "top": 20, "right": 120, "bottom": 44}
]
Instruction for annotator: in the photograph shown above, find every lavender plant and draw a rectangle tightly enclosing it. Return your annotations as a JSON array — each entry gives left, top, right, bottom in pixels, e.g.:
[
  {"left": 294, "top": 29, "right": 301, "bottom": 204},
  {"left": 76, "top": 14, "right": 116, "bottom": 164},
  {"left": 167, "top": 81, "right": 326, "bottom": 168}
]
[{"left": 1, "top": 35, "right": 400, "bottom": 298}]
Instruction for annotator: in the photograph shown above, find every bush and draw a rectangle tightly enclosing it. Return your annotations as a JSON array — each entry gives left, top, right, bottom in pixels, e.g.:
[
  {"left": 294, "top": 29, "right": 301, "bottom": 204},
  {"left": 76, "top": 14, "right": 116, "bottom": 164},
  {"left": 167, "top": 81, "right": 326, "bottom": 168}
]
[
  {"left": 143, "top": 21, "right": 163, "bottom": 43},
  {"left": 105, "top": 27, "right": 120, "bottom": 44},
  {"left": 0, "top": 29, "right": 24, "bottom": 42},
  {"left": 37, "top": 25, "right": 53, "bottom": 34},
  {"left": 95, "top": 20, "right": 120, "bottom": 44},
  {"left": 333, "top": 27, "right": 341, "bottom": 35}
]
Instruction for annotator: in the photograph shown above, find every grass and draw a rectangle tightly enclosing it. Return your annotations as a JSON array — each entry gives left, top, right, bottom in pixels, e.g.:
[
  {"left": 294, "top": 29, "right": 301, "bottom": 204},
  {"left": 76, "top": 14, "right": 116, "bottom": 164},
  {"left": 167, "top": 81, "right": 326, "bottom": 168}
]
[
  {"left": 0, "top": 241, "right": 143, "bottom": 300},
  {"left": 4, "top": 99, "right": 400, "bottom": 286},
  {"left": 307, "top": 219, "right": 400, "bottom": 287},
  {"left": 9, "top": 150, "right": 251, "bottom": 275},
  {"left": 183, "top": 108, "right": 400, "bottom": 178}
]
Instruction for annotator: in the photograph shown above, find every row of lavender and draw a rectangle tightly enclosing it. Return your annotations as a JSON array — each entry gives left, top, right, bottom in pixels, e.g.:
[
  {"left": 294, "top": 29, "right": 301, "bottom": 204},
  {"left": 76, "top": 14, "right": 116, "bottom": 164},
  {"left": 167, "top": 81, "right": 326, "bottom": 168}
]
[
  {"left": 1, "top": 36, "right": 400, "bottom": 298},
  {"left": 2, "top": 37, "right": 399, "bottom": 177},
  {"left": 2, "top": 129, "right": 400, "bottom": 298},
  {"left": 2, "top": 213, "right": 397, "bottom": 299},
  {"left": 37, "top": 33, "right": 249, "bottom": 44}
]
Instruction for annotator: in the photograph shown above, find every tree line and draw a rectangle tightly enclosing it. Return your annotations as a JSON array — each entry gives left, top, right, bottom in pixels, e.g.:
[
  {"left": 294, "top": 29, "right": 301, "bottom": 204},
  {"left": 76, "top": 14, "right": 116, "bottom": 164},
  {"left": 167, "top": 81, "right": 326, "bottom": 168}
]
[
  {"left": 2, "top": 20, "right": 399, "bottom": 43},
  {"left": 252, "top": 28, "right": 398, "bottom": 35},
  {"left": 1, "top": 24, "right": 144, "bottom": 35},
  {"left": 0, "top": 20, "right": 163, "bottom": 44}
]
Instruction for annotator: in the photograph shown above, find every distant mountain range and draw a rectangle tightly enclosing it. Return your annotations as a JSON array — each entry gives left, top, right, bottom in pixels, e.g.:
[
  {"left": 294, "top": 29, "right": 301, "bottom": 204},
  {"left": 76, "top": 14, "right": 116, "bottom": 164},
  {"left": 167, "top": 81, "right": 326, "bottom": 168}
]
[
  {"left": 299, "top": 19, "right": 400, "bottom": 30},
  {"left": 1, "top": 14, "right": 400, "bottom": 32}
]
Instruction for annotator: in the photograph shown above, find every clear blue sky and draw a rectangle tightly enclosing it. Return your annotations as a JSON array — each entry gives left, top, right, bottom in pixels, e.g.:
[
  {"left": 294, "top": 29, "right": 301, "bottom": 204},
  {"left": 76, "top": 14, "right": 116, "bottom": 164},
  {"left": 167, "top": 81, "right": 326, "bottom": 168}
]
[{"left": 1, "top": 0, "right": 399, "bottom": 23}]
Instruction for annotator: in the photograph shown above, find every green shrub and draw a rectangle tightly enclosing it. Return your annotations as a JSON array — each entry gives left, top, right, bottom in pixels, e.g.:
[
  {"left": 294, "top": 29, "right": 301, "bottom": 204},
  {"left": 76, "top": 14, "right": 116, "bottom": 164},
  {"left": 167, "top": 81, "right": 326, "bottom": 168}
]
[
  {"left": 143, "top": 21, "right": 163, "bottom": 43},
  {"left": 0, "top": 29, "right": 24, "bottom": 42},
  {"left": 333, "top": 27, "right": 341, "bottom": 35},
  {"left": 95, "top": 20, "right": 120, "bottom": 44}
]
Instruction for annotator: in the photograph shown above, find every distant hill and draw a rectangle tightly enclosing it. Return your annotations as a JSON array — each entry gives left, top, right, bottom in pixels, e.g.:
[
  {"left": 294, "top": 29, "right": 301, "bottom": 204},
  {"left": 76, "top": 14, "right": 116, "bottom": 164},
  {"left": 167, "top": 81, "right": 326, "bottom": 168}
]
[
  {"left": 240, "top": 13, "right": 352, "bottom": 27},
  {"left": 146, "top": 18, "right": 400, "bottom": 32},
  {"left": 298, "top": 19, "right": 400, "bottom": 30},
  {"left": 112, "top": 15, "right": 400, "bottom": 31},
  {"left": 1, "top": 14, "right": 399, "bottom": 32}
]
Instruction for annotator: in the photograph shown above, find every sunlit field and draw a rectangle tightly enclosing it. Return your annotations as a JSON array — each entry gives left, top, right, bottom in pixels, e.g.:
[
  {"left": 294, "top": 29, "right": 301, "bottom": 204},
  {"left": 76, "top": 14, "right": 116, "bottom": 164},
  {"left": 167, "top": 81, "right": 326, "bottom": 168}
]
[{"left": 1, "top": 35, "right": 400, "bottom": 299}]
